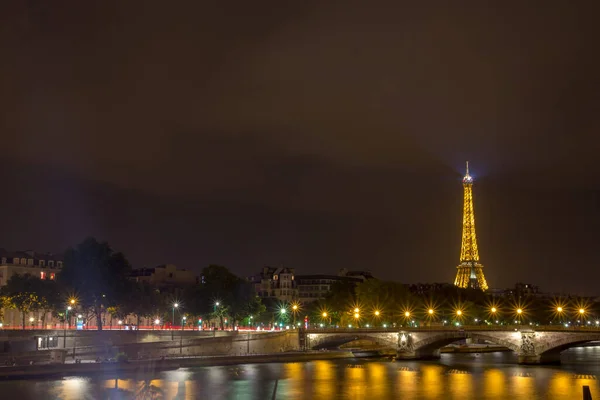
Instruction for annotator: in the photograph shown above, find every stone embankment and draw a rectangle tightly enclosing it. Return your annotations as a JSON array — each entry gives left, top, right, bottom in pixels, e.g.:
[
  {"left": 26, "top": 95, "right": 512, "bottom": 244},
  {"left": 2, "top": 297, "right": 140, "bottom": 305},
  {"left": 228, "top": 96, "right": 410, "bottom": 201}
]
[{"left": 0, "top": 351, "right": 354, "bottom": 379}]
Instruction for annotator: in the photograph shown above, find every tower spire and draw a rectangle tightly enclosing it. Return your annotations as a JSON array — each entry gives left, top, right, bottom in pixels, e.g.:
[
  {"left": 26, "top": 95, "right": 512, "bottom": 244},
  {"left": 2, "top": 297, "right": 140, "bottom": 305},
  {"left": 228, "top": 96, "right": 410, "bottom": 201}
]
[{"left": 454, "top": 162, "right": 489, "bottom": 291}]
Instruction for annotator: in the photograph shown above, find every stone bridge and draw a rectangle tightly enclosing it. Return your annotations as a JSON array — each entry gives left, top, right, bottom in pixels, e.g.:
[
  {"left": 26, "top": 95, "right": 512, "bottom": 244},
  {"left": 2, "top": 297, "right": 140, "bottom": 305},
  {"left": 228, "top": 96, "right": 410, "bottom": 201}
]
[{"left": 301, "top": 327, "right": 600, "bottom": 364}]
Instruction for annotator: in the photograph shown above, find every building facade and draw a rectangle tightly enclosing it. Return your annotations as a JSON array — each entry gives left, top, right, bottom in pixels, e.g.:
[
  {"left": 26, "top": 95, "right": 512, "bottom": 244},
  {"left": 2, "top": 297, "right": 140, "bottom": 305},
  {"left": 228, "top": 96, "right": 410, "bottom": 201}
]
[
  {"left": 130, "top": 264, "right": 198, "bottom": 287},
  {"left": 249, "top": 267, "right": 297, "bottom": 302},
  {"left": 0, "top": 249, "right": 64, "bottom": 328},
  {"left": 296, "top": 274, "right": 363, "bottom": 303},
  {"left": 0, "top": 249, "right": 63, "bottom": 287}
]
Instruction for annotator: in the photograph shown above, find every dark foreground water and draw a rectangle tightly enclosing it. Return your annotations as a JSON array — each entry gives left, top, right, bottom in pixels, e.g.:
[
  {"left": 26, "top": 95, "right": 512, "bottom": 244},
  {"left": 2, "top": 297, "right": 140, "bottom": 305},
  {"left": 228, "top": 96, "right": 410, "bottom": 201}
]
[{"left": 2, "top": 347, "right": 600, "bottom": 399}]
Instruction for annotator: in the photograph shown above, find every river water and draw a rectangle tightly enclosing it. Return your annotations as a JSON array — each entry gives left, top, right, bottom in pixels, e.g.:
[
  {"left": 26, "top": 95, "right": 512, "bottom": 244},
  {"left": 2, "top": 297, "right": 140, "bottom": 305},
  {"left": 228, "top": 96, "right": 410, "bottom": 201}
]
[{"left": 1, "top": 346, "right": 600, "bottom": 399}]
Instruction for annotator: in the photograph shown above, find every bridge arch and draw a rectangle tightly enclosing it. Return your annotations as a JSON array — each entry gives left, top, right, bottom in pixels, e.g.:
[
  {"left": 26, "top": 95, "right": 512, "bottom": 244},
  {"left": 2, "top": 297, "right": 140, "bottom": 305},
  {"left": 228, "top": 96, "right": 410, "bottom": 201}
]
[
  {"left": 535, "top": 333, "right": 600, "bottom": 356},
  {"left": 307, "top": 333, "right": 398, "bottom": 350},
  {"left": 410, "top": 331, "right": 521, "bottom": 354}
]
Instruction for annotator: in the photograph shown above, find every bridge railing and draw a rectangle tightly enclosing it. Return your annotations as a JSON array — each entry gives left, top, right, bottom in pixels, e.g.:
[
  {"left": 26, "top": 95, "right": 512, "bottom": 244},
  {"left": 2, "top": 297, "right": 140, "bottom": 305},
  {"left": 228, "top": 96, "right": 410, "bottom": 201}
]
[{"left": 304, "top": 325, "right": 600, "bottom": 333}]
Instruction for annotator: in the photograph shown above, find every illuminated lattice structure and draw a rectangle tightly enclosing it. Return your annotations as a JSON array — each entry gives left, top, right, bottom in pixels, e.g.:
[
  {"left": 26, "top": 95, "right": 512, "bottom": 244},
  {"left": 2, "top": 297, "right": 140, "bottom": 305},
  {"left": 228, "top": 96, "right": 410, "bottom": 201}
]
[{"left": 454, "top": 162, "right": 489, "bottom": 291}]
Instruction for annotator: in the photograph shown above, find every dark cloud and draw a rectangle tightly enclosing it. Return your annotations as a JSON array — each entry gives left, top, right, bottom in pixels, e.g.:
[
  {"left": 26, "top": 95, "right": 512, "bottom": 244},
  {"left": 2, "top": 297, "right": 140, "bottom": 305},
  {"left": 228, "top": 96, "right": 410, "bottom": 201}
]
[{"left": 1, "top": 1, "right": 599, "bottom": 294}]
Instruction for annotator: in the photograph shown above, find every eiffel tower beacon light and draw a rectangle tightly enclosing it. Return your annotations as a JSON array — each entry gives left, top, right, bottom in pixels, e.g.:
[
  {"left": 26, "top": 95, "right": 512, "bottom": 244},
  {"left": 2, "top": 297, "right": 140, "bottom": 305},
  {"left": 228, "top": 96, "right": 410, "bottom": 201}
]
[{"left": 454, "top": 162, "right": 489, "bottom": 291}]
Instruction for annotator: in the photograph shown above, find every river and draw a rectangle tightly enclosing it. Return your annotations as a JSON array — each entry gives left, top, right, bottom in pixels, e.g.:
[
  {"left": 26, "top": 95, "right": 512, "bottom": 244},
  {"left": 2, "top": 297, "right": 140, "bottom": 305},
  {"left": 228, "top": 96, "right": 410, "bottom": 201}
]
[{"left": 1, "top": 346, "right": 600, "bottom": 399}]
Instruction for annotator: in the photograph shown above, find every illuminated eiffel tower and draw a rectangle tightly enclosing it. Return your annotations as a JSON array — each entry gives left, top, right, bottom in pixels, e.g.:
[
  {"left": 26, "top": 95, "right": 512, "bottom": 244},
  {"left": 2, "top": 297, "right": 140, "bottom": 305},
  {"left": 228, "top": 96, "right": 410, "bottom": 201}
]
[{"left": 454, "top": 162, "right": 489, "bottom": 291}]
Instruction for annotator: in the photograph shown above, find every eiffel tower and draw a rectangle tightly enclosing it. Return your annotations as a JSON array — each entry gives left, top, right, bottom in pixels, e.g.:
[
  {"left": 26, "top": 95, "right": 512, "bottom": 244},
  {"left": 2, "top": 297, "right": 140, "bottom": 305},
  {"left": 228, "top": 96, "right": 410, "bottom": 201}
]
[{"left": 454, "top": 162, "right": 489, "bottom": 291}]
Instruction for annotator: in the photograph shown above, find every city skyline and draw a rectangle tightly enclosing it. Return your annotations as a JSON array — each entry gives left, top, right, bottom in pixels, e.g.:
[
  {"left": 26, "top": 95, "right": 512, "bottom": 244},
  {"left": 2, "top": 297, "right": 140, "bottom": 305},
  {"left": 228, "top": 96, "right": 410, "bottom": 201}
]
[{"left": 2, "top": 2, "right": 599, "bottom": 295}]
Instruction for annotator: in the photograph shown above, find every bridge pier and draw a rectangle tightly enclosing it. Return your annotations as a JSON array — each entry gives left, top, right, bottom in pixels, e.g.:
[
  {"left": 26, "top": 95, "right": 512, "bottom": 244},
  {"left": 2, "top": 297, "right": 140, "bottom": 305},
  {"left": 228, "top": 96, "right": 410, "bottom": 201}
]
[{"left": 517, "top": 352, "right": 561, "bottom": 365}]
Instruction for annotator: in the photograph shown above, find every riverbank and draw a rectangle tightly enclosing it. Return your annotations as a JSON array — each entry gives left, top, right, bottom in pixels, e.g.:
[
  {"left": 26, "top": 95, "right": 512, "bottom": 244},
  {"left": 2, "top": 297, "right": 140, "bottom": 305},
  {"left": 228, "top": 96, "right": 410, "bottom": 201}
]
[{"left": 0, "top": 351, "right": 355, "bottom": 380}]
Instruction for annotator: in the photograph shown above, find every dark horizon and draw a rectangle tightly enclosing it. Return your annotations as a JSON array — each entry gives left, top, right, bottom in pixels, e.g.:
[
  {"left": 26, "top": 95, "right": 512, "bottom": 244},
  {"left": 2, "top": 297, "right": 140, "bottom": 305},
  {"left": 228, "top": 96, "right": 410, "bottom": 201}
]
[{"left": 1, "top": 2, "right": 598, "bottom": 295}]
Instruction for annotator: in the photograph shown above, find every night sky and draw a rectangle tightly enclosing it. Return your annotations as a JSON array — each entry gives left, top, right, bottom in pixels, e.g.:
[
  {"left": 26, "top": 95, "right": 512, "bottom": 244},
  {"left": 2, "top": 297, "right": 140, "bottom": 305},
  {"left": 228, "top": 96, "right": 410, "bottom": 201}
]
[{"left": 1, "top": 2, "right": 599, "bottom": 294}]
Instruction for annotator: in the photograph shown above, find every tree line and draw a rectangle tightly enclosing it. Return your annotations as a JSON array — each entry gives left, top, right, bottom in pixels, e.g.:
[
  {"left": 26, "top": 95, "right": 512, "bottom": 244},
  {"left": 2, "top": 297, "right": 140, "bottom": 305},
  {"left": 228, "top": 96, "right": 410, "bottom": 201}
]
[{"left": 0, "top": 238, "right": 265, "bottom": 330}]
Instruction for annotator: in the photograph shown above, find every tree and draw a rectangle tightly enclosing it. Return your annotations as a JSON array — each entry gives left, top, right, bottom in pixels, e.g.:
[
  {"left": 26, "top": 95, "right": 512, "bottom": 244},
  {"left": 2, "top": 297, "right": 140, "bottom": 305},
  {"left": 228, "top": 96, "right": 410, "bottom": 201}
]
[
  {"left": 1, "top": 274, "right": 43, "bottom": 329},
  {"left": 59, "top": 237, "right": 132, "bottom": 331}
]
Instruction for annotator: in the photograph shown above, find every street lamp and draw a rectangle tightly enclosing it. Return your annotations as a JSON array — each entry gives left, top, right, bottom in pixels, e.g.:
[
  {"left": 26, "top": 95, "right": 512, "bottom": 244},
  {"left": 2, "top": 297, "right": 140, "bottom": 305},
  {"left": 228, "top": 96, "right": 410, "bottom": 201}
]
[
  {"left": 428, "top": 309, "right": 434, "bottom": 315},
  {"left": 154, "top": 318, "right": 160, "bottom": 330},
  {"left": 118, "top": 320, "right": 123, "bottom": 330},
  {"left": 374, "top": 310, "right": 381, "bottom": 317},
  {"left": 181, "top": 316, "right": 187, "bottom": 331},
  {"left": 172, "top": 303, "right": 179, "bottom": 329},
  {"left": 29, "top": 317, "right": 34, "bottom": 329}
]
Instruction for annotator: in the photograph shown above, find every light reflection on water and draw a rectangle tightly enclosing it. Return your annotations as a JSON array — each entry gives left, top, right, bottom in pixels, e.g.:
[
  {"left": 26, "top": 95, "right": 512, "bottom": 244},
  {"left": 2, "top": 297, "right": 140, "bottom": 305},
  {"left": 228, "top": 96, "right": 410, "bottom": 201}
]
[{"left": 2, "top": 347, "right": 600, "bottom": 399}]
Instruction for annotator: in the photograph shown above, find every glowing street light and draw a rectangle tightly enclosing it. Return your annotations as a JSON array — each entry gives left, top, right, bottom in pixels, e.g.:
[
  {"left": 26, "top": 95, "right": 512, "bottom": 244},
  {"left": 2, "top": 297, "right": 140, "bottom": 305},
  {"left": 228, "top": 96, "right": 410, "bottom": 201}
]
[
  {"left": 280, "top": 308, "right": 287, "bottom": 314},
  {"left": 517, "top": 308, "right": 523, "bottom": 314},
  {"left": 322, "top": 312, "right": 328, "bottom": 318},
  {"left": 354, "top": 312, "right": 360, "bottom": 319},
  {"left": 354, "top": 308, "right": 360, "bottom": 314},
  {"left": 428, "top": 309, "right": 434, "bottom": 315},
  {"left": 556, "top": 306, "right": 563, "bottom": 313},
  {"left": 374, "top": 310, "right": 381, "bottom": 316},
  {"left": 456, "top": 310, "right": 462, "bottom": 316},
  {"left": 292, "top": 304, "right": 298, "bottom": 311},
  {"left": 579, "top": 308, "right": 586, "bottom": 315},
  {"left": 491, "top": 307, "right": 497, "bottom": 313},
  {"left": 69, "top": 299, "right": 76, "bottom": 305},
  {"left": 154, "top": 319, "right": 160, "bottom": 325},
  {"left": 404, "top": 311, "right": 411, "bottom": 318}
]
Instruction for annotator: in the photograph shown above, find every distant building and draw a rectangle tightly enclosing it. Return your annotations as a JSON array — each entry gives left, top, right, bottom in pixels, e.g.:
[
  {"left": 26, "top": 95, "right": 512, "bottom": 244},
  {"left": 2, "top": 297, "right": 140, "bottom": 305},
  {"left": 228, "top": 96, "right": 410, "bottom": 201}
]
[
  {"left": 0, "top": 249, "right": 64, "bottom": 328},
  {"left": 0, "top": 249, "right": 63, "bottom": 287},
  {"left": 296, "top": 274, "right": 363, "bottom": 304},
  {"left": 406, "top": 282, "right": 455, "bottom": 296},
  {"left": 130, "top": 264, "right": 197, "bottom": 286},
  {"left": 249, "top": 267, "right": 297, "bottom": 302},
  {"left": 337, "top": 268, "right": 374, "bottom": 281}
]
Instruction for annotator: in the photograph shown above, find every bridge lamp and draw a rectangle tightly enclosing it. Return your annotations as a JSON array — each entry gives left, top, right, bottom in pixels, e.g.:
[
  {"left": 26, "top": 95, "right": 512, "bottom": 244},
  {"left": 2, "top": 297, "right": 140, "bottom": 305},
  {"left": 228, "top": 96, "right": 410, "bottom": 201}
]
[
  {"left": 516, "top": 308, "right": 523, "bottom": 315},
  {"left": 404, "top": 311, "right": 411, "bottom": 318},
  {"left": 428, "top": 309, "right": 434, "bottom": 316},
  {"left": 579, "top": 308, "right": 586, "bottom": 315},
  {"left": 354, "top": 307, "right": 360, "bottom": 314},
  {"left": 69, "top": 298, "right": 76, "bottom": 305},
  {"left": 556, "top": 306, "right": 563, "bottom": 313},
  {"left": 154, "top": 319, "right": 160, "bottom": 325},
  {"left": 322, "top": 312, "right": 328, "bottom": 318},
  {"left": 374, "top": 310, "right": 381, "bottom": 317},
  {"left": 292, "top": 304, "right": 298, "bottom": 311},
  {"left": 174, "top": 303, "right": 179, "bottom": 308},
  {"left": 456, "top": 310, "right": 462, "bottom": 316},
  {"left": 491, "top": 307, "right": 497, "bottom": 313},
  {"left": 67, "top": 306, "right": 72, "bottom": 311},
  {"left": 280, "top": 308, "right": 286, "bottom": 314},
  {"left": 354, "top": 313, "right": 360, "bottom": 319}
]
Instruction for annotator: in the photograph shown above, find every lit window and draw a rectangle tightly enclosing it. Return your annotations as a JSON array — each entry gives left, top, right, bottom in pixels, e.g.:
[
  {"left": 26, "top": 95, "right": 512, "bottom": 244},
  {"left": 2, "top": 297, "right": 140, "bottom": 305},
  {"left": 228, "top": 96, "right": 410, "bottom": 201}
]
[
  {"left": 273, "top": 275, "right": 278, "bottom": 280},
  {"left": 40, "top": 271, "right": 46, "bottom": 280},
  {"left": 21, "top": 258, "right": 27, "bottom": 265}
]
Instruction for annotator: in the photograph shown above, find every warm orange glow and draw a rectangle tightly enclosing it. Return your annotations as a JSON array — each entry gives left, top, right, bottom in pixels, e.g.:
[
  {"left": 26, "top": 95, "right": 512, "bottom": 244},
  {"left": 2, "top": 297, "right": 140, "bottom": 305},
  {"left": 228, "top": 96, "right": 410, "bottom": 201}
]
[
  {"left": 456, "top": 310, "right": 462, "bottom": 316},
  {"left": 517, "top": 308, "right": 523, "bottom": 314},
  {"left": 292, "top": 305, "right": 298, "bottom": 310},
  {"left": 491, "top": 307, "right": 497, "bottom": 313},
  {"left": 557, "top": 307, "right": 563, "bottom": 313},
  {"left": 354, "top": 308, "right": 360, "bottom": 313},
  {"left": 579, "top": 308, "right": 585, "bottom": 314},
  {"left": 354, "top": 313, "right": 359, "bottom": 319},
  {"left": 428, "top": 309, "right": 434, "bottom": 315},
  {"left": 69, "top": 299, "right": 76, "bottom": 305},
  {"left": 322, "top": 312, "right": 328, "bottom": 318},
  {"left": 404, "top": 311, "right": 411, "bottom": 317},
  {"left": 374, "top": 310, "right": 380, "bottom": 316}
]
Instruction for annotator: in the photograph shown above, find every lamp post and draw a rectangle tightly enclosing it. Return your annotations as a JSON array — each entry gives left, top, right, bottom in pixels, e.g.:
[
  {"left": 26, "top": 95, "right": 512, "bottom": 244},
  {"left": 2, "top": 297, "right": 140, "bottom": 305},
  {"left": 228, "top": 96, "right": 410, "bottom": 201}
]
[
  {"left": 64, "top": 305, "right": 72, "bottom": 348},
  {"left": 180, "top": 316, "right": 187, "bottom": 354},
  {"left": 172, "top": 303, "right": 179, "bottom": 340},
  {"left": 292, "top": 304, "right": 298, "bottom": 327},
  {"left": 214, "top": 301, "right": 220, "bottom": 330}
]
